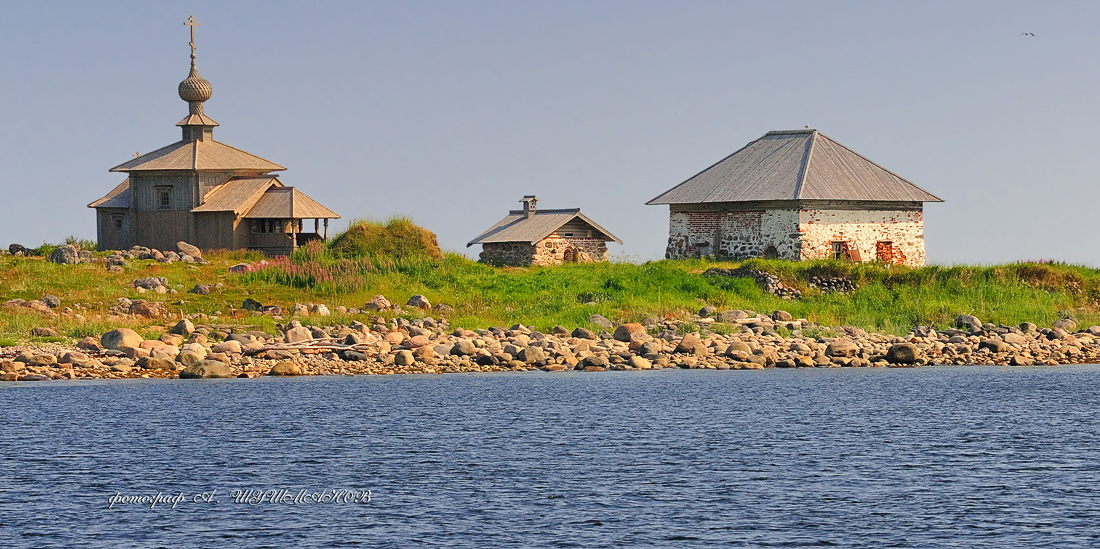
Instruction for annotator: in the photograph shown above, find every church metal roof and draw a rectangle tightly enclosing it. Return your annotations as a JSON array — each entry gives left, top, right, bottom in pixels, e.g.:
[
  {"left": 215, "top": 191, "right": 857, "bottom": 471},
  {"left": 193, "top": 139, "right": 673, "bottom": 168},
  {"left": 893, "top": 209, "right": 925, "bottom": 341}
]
[
  {"left": 109, "top": 139, "right": 285, "bottom": 173},
  {"left": 191, "top": 176, "right": 282, "bottom": 214},
  {"left": 88, "top": 179, "right": 131, "bottom": 209},
  {"left": 242, "top": 187, "right": 340, "bottom": 219},
  {"left": 647, "top": 129, "right": 943, "bottom": 205}
]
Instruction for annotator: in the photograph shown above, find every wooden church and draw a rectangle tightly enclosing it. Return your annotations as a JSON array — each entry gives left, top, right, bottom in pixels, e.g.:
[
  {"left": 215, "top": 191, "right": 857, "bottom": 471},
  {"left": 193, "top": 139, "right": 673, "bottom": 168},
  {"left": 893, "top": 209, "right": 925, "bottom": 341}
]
[{"left": 89, "top": 17, "right": 339, "bottom": 255}]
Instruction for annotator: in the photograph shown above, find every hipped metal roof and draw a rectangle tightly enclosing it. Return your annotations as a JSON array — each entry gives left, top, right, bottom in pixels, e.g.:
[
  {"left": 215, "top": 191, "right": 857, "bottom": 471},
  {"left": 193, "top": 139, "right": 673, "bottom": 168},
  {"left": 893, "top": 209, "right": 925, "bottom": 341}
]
[
  {"left": 109, "top": 139, "right": 286, "bottom": 173},
  {"left": 467, "top": 209, "right": 622, "bottom": 247},
  {"left": 647, "top": 129, "right": 943, "bottom": 205}
]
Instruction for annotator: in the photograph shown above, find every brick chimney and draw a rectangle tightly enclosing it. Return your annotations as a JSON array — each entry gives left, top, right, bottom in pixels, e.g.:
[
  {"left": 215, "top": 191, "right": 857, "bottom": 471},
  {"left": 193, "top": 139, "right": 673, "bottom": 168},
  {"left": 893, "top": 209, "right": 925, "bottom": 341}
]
[{"left": 520, "top": 195, "right": 538, "bottom": 217}]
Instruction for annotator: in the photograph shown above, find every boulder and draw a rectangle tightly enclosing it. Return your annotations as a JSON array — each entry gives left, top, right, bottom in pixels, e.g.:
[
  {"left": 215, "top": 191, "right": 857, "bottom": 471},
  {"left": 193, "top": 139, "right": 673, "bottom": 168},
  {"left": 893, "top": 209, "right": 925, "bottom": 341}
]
[
  {"left": 40, "top": 295, "right": 61, "bottom": 308},
  {"left": 242, "top": 298, "right": 263, "bottom": 312},
  {"left": 176, "top": 241, "right": 202, "bottom": 259},
  {"left": 955, "top": 315, "right": 983, "bottom": 332},
  {"left": 518, "top": 346, "right": 548, "bottom": 366},
  {"left": 718, "top": 310, "right": 749, "bottom": 323},
  {"left": 77, "top": 337, "right": 102, "bottom": 351},
  {"left": 587, "top": 314, "right": 613, "bottom": 329},
  {"left": 284, "top": 327, "right": 313, "bottom": 344},
  {"left": 675, "top": 334, "right": 709, "bottom": 356},
  {"left": 229, "top": 263, "right": 252, "bottom": 274},
  {"left": 698, "top": 305, "right": 718, "bottom": 317},
  {"left": 885, "top": 343, "right": 919, "bottom": 364},
  {"left": 101, "top": 328, "right": 143, "bottom": 351},
  {"left": 450, "top": 339, "right": 476, "bottom": 356},
  {"left": 179, "top": 360, "right": 234, "bottom": 379},
  {"left": 311, "top": 304, "right": 331, "bottom": 317},
  {"left": 211, "top": 341, "right": 243, "bottom": 354},
  {"left": 406, "top": 295, "right": 431, "bottom": 309},
  {"left": 130, "top": 301, "right": 163, "bottom": 318},
  {"left": 267, "top": 361, "right": 302, "bottom": 376},
  {"left": 30, "top": 327, "right": 60, "bottom": 337},
  {"left": 825, "top": 339, "right": 859, "bottom": 358},
  {"left": 393, "top": 350, "right": 416, "bottom": 367},
  {"left": 979, "top": 339, "right": 1010, "bottom": 353},
  {"left": 571, "top": 327, "right": 596, "bottom": 340},
  {"left": 364, "top": 295, "right": 391, "bottom": 311},
  {"left": 612, "top": 323, "right": 646, "bottom": 342},
  {"left": 137, "top": 357, "right": 175, "bottom": 370},
  {"left": 189, "top": 284, "right": 211, "bottom": 295},
  {"left": 1052, "top": 318, "right": 1078, "bottom": 332},
  {"left": 1002, "top": 332, "right": 1027, "bottom": 345},
  {"left": 629, "top": 356, "right": 652, "bottom": 370},
  {"left": 48, "top": 245, "right": 80, "bottom": 265},
  {"left": 771, "top": 310, "right": 793, "bottom": 322},
  {"left": 170, "top": 319, "right": 195, "bottom": 336}
]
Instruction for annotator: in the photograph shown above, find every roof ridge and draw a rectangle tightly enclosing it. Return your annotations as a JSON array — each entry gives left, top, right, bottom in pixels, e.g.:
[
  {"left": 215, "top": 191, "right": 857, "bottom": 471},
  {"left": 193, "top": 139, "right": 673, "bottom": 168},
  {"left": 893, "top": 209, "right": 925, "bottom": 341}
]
[
  {"left": 792, "top": 130, "right": 817, "bottom": 199},
  {"left": 813, "top": 132, "right": 944, "bottom": 202}
]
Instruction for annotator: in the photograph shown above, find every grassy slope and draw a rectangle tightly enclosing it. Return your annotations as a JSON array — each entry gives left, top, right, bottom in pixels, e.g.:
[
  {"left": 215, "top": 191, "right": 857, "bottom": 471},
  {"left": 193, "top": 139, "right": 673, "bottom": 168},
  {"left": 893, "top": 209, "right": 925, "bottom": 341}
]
[{"left": 3, "top": 246, "right": 1099, "bottom": 345}]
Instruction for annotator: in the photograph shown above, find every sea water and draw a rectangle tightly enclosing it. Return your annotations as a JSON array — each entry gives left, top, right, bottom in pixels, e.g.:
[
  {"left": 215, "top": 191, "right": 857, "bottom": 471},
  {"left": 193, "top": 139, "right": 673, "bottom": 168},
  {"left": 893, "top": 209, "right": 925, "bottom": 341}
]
[{"left": 1, "top": 366, "right": 1099, "bottom": 547}]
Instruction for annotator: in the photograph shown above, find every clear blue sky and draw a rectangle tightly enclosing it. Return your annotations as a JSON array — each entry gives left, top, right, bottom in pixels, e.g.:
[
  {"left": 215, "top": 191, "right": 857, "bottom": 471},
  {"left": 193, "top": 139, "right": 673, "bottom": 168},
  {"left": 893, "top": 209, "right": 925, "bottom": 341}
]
[{"left": 0, "top": 1, "right": 1094, "bottom": 264}]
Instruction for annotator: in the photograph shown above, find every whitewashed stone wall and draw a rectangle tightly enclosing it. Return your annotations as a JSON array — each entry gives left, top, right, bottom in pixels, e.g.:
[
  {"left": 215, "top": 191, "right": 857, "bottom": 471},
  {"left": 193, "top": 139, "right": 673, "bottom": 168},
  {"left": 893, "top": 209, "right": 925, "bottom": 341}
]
[
  {"left": 664, "top": 204, "right": 926, "bottom": 266},
  {"left": 665, "top": 208, "right": 799, "bottom": 259},
  {"left": 798, "top": 209, "right": 925, "bottom": 266}
]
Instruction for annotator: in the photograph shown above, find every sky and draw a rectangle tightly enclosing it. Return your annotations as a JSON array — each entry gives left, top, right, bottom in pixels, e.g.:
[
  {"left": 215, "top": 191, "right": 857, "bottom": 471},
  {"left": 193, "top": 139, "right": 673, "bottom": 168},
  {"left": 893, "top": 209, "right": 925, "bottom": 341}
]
[{"left": 0, "top": 1, "right": 1096, "bottom": 264}]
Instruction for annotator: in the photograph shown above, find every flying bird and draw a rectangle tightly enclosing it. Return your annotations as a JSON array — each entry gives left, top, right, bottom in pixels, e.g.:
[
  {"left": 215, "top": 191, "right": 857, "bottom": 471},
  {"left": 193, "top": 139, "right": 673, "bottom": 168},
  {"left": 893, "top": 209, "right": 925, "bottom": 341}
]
[{"left": 1019, "top": 32, "right": 1035, "bottom": 37}]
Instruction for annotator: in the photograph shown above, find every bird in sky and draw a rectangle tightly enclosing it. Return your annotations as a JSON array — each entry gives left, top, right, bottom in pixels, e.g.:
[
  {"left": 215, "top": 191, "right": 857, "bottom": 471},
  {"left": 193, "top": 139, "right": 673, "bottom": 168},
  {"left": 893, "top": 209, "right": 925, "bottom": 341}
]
[{"left": 1019, "top": 32, "right": 1035, "bottom": 37}]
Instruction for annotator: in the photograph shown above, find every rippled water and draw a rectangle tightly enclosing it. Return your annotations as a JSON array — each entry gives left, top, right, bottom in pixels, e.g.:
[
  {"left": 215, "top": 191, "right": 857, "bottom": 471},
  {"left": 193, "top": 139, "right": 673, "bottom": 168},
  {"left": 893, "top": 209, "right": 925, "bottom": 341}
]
[{"left": 2, "top": 366, "right": 1100, "bottom": 547}]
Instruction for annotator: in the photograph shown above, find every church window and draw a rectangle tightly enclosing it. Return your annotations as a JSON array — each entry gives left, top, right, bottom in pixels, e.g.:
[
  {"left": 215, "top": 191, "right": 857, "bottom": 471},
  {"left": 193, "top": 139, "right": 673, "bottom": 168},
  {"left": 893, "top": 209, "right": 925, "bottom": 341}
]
[
  {"left": 157, "top": 188, "right": 171, "bottom": 209},
  {"left": 112, "top": 215, "right": 124, "bottom": 230}
]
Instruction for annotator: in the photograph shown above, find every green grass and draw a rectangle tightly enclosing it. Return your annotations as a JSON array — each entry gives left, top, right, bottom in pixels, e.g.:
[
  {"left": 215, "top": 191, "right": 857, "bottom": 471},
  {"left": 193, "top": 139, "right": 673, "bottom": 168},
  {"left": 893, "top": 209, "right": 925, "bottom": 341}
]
[{"left": 1, "top": 233, "right": 1099, "bottom": 343}]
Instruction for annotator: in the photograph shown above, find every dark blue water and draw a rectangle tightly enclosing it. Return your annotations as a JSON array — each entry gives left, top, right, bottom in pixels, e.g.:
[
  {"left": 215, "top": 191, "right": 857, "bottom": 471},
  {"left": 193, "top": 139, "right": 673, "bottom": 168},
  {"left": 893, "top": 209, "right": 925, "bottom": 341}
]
[{"left": 2, "top": 367, "right": 1099, "bottom": 547}]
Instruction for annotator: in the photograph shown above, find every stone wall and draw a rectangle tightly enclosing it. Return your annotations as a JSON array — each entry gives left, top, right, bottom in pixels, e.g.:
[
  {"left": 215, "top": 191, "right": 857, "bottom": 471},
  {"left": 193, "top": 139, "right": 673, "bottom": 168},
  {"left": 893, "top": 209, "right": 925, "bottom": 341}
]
[
  {"left": 479, "top": 242, "right": 538, "bottom": 267},
  {"left": 665, "top": 208, "right": 800, "bottom": 260},
  {"left": 799, "top": 208, "right": 925, "bottom": 266},
  {"left": 533, "top": 236, "right": 609, "bottom": 266},
  {"left": 480, "top": 237, "right": 610, "bottom": 267}
]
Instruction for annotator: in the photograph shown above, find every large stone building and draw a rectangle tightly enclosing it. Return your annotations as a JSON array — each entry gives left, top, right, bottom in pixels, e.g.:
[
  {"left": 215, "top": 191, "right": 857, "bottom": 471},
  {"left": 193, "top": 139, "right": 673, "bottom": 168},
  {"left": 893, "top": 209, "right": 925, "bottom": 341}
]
[
  {"left": 647, "top": 129, "right": 943, "bottom": 266},
  {"left": 468, "top": 196, "right": 621, "bottom": 266},
  {"left": 89, "top": 18, "right": 338, "bottom": 254}
]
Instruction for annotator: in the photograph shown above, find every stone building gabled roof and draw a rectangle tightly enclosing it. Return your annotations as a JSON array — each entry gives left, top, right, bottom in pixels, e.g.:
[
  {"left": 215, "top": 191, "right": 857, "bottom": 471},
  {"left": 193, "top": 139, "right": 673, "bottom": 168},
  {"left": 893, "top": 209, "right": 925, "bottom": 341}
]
[
  {"left": 109, "top": 139, "right": 286, "bottom": 173},
  {"left": 647, "top": 129, "right": 943, "bottom": 205},
  {"left": 468, "top": 208, "right": 622, "bottom": 247}
]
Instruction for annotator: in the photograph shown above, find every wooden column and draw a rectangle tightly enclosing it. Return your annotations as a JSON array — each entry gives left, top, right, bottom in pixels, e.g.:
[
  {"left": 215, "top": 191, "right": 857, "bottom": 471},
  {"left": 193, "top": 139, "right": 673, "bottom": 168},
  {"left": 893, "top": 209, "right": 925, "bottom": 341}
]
[{"left": 324, "top": 219, "right": 329, "bottom": 240}]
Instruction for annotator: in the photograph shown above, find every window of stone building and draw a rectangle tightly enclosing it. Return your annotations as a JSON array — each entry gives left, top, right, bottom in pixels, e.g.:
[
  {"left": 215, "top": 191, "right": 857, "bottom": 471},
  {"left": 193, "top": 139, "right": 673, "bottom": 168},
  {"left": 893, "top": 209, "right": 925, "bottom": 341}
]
[
  {"left": 831, "top": 241, "right": 850, "bottom": 260},
  {"left": 876, "top": 241, "right": 894, "bottom": 263}
]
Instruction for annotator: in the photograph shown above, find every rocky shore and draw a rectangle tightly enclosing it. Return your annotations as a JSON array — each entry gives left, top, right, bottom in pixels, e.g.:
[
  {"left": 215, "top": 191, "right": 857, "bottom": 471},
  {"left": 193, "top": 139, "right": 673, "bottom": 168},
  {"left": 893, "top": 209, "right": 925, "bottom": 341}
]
[{"left": 2, "top": 299, "right": 1098, "bottom": 382}]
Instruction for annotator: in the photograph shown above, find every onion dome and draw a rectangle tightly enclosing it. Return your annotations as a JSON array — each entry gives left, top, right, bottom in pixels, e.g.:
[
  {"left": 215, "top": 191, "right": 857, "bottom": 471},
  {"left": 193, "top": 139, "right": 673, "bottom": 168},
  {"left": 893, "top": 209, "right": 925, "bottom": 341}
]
[{"left": 178, "top": 64, "right": 212, "bottom": 103}]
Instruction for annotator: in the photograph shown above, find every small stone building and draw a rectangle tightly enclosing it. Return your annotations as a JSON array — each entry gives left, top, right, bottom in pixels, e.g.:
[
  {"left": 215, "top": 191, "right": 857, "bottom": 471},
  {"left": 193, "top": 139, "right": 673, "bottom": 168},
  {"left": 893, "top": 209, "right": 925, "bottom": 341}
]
[
  {"left": 89, "top": 20, "right": 339, "bottom": 255},
  {"left": 468, "top": 196, "right": 621, "bottom": 266},
  {"left": 647, "top": 129, "right": 943, "bottom": 266}
]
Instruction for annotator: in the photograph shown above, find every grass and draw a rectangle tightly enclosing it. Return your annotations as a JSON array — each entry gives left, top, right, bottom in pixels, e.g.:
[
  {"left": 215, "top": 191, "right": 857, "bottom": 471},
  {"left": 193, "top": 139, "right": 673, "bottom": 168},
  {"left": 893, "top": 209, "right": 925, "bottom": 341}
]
[{"left": 2, "top": 227, "right": 1099, "bottom": 343}]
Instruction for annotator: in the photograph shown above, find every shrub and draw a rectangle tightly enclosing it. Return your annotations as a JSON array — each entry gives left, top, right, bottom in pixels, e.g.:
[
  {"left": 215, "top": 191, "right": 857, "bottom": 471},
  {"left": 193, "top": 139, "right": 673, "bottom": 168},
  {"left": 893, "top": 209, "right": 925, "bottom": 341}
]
[{"left": 328, "top": 218, "right": 442, "bottom": 260}]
